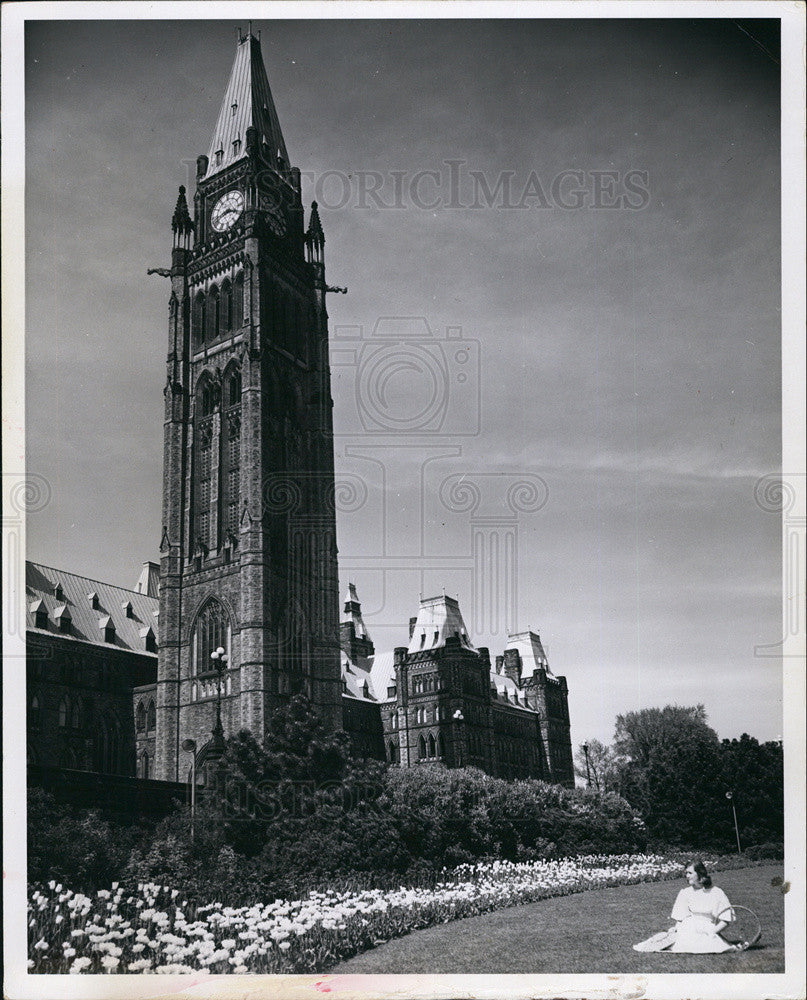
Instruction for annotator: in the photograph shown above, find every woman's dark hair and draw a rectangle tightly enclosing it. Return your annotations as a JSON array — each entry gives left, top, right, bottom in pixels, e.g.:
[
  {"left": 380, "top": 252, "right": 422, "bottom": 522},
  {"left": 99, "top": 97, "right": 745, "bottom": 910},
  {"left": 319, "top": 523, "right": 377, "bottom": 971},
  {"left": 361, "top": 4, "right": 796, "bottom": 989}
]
[{"left": 690, "top": 860, "right": 713, "bottom": 888}]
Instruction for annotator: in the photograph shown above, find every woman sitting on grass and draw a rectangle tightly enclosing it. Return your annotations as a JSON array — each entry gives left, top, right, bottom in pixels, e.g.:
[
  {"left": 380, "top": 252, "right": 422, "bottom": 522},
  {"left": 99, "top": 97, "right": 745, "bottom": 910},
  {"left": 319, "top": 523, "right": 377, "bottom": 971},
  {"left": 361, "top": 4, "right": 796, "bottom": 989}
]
[{"left": 634, "top": 860, "right": 747, "bottom": 953}]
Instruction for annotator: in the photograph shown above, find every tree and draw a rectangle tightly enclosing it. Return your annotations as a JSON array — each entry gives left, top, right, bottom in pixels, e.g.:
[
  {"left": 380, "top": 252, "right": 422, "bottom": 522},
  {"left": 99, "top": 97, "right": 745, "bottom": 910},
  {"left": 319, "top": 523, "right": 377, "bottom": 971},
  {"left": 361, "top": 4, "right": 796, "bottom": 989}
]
[
  {"left": 574, "top": 739, "right": 621, "bottom": 794},
  {"left": 718, "top": 734, "right": 783, "bottom": 847},
  {"left": 613, "top": 705, "right": 725, "bottom": 848}
]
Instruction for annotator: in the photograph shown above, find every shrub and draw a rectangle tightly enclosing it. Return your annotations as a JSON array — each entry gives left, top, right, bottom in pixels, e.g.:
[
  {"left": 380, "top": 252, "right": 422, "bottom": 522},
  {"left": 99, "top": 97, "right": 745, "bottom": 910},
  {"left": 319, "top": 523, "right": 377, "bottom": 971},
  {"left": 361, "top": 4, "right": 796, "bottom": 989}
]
[{"left": 744, "top": 842, "right": 784, "bottom": 861}]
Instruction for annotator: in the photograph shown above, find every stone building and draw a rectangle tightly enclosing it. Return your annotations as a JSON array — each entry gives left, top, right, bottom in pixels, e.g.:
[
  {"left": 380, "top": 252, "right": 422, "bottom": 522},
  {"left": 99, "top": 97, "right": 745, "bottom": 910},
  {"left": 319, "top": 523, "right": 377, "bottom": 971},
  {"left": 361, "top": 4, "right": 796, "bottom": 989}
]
[
  {"left": 25, "top": 561, "right": 159, "bottom": 778},
  {"left": 338, "top": 585, "right": 574, "bottom": 786}
]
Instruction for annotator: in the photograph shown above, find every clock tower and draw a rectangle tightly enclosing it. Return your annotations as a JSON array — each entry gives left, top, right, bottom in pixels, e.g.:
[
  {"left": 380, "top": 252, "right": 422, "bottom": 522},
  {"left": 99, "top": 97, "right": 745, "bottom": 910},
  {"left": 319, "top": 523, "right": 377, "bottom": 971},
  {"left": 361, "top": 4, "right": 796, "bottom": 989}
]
[{"left": 155, "top": 30, "right": 342, "bottom": 781}]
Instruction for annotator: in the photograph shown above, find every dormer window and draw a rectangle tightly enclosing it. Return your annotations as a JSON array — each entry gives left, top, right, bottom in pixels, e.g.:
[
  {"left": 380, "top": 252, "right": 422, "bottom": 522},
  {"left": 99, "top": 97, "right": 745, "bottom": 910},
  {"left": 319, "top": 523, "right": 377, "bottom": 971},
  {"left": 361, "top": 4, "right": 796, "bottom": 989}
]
[
  {"left": 29, "top": 599, "right": 48, "bottom": 630},
  {"left": 99, "top": 616, "right": 115, "bottom": 643},
  {"left": 121, "top": 600, "right": 133, "bottom": 618},
  {"left": 87, "top": 592, "right": 99, "bottom": 610},
  {"left": 232, "top": 138, "right": 241, "bottom": 155},
  {"left": 419, "top": 633, "right": 426, "bottom": 649},
  {"left": 362, "top": 681, "right": 370, "bottom": 699},
  {"left": 54, "top": 605, "right": 72, "bottom": 633},
  {"left": 433, "top": 631, "right": 439, "bottom": 646},
  {"left": 231, "top": 102, "right": 238, "bottom": 116},
  {"left": 215, "top": 149, "right": 224, "bottom": 166},
  {"left": 53, "top": 584, "right": 63, "bottom": 600},
  {"left": 140, "top": 626, "right": 157, "bottom": 653},
  {"left": 387, "top": 685, "right": 397, "bottom": 698}
]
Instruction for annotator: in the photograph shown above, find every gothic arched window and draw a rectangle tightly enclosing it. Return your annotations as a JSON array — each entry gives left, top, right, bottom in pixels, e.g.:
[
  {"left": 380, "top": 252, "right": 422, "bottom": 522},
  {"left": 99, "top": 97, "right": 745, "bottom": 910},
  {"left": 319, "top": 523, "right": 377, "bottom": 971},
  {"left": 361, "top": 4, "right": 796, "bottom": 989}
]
[
  {"left": 147, "top": 700, "right": 156, "bottom": 733},
  {"left": 194, "top": 374, "right": 216, "bottom": 551},
  {"left": 207, "top": 285, "right": 220, "bottom": 340},
  {"left": 418, "top": 734, "right": 427, "bottom": 760},
  {"left": 71, "top": 700, "right": 81, "bottom": 729},
  {"left": 221, "top": 279, "right": 233, "bottom": 333},
  {"left": 233, "top": 272, "right": 244, "bottom": 329},
  {"left": 192, "top": 599, "right": 232, "bottom": 676},
  {"left": 428, "top": 732, "right": 436, "bottom": 758},
  {"left": 222, "top": 364, "right": 242, "bottom": 539},
  {"left": 437, "top": 732, "right": 446, "bottom": 758},
  {"left": 30, "top": 694, "right": 41, "bottom": 729},
  {"left": 136, "top": 702, "right": 145, "bottom": 733},
  {"left": 58, "top": 697, "right": 68, "bottom": 728},
  {"left": 193, "top": 291, "right": 206, "bottom": 343}
]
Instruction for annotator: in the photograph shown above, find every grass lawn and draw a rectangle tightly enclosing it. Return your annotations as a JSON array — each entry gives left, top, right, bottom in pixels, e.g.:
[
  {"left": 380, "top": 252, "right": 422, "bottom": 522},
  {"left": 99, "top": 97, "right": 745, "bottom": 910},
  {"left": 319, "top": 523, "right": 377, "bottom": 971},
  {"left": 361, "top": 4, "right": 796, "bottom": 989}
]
[{"left": 332, "top": 865, "right": 785, "bottom": 974}]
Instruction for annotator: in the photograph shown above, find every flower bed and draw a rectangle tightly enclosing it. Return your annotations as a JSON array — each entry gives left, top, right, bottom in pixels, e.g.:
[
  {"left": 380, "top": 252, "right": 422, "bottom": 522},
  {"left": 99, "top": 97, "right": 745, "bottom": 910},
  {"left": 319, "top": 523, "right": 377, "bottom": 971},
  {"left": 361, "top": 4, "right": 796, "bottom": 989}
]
[{"left": 28, "top": 854, "right": 702, "bottom": 974}]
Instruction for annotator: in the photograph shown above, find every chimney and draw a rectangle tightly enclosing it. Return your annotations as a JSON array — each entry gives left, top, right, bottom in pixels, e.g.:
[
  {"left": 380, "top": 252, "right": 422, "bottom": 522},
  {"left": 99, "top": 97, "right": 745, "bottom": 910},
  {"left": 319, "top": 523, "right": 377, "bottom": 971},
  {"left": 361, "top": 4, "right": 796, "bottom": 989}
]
[{"left": 503, "top": 648, "right": 522, "bottom": 684}]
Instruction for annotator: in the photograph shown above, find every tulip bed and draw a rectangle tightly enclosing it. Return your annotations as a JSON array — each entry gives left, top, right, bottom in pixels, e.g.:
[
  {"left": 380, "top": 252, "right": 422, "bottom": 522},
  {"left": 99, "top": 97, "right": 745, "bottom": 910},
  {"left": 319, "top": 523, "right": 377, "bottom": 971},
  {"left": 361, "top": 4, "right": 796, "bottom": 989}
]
[{"left": 28, "top": 854, "right": 705, "bottom": 974}]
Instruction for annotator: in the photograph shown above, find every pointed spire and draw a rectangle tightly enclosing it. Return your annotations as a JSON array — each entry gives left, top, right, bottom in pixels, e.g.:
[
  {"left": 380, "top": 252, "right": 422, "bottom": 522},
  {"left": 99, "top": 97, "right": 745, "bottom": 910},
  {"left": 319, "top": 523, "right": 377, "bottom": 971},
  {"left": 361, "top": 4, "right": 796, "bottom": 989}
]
[
  {"left": 305, "top": 201, "right": 325, "bottom": 263},
  {"left": 205, "top": 31, "right": 289, "bottom": 179},
  {"left": 171, "top": 185, "right": 194, "bottom": 247}
]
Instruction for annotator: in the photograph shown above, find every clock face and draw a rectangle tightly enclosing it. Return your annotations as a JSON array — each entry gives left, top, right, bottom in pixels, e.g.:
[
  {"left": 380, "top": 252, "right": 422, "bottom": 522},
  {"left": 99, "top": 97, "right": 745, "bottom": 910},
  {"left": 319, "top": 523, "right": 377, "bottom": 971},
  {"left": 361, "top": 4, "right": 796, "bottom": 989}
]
[{"left": 210, "top": 190, "right": 244, "bottom": 232}]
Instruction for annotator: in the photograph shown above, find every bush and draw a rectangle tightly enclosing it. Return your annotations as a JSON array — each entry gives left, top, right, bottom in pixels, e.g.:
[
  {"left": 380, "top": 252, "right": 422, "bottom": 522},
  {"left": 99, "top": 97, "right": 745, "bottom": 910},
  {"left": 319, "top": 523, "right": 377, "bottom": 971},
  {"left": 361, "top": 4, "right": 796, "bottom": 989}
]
[
  {"left": 744, "top": 842, "right": 784, "bottom": 861},
  {"left": 27, "top": 788, "right": 148, "bottom": 891}
]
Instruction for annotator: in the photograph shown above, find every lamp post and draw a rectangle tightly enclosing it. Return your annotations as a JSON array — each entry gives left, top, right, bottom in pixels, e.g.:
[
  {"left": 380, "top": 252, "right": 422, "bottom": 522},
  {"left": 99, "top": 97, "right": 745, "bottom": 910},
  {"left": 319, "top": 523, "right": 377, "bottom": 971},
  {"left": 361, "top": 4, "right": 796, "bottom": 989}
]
[
  {"left": 725, "top": 791, "right": 742, "bottom": 853},
  {"left": 181, "top": 738, "right": 197, "bottom": 843},
  {"left": 210, "top": 646, "right": 228, "bottom": 745},
  {"left": 581, "top": 741, "right": 592, "bottom": 787},
  {"left": 453, "top": 708, "right": 465, "bottom": 767}
]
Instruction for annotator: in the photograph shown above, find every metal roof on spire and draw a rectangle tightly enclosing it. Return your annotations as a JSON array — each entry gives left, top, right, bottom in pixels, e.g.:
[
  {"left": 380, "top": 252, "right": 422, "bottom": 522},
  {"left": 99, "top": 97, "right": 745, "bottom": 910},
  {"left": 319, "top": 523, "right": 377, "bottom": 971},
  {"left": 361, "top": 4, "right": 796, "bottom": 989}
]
[{"left": 205, "top": 31, "right": 289, "bottom": 179}]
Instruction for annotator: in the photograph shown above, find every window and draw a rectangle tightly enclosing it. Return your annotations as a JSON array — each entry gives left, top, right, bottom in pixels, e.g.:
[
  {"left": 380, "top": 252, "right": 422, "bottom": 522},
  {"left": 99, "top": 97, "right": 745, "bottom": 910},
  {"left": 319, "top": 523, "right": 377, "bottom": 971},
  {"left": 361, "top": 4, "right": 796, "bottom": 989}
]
[
  {"left": 437, "top": 732, "right": 446, "bottom": 757},
  {"left": 136, "top": 702, "right": 146, "bottom": 733},
  {"left": 58, "top": 697, "right": 68, "bottom": 728},
  {"left": 221, "top": 280, "right": 233, "bottom": 333},
  {"left": 71, "top": 700, "right": 81, "bottom": 729},
  {"left": 207, "top": 285, "right": 220, "bottom": 339},
  {"left": 192, "top": 599, "right": 231, "bottom": 676},
  {"left": 215, "top": 149, "right": 223, "bottom": 166},
  {"left": 232, "top": 138, "right": 241, "bottom": 156},
  {"left": 419, "top": 633, "right": 426, "bottom": 649},
  {"left": 30, "top": 695, "right": 41, "bottom": 729},
  {"left": 418, "top": 735, "right": 426, "bottom": 760},
  {"left": 146, "top": 700, "right": 156, "bottom": 734},
  {"left": 388, "top": 741, "right": 399, "bottom": 764},
  {"left": 233, "top": 272, "right": 244, "bottom": 329},
  {"left": 433, "top": 631, "right": 439, "bottom": 645},
  {"left": 140, "top": 752, "right": 150, "bottom": 779},
  {"left": 222, "top": 366, "right": 241, "bottom": 538},
  {"left": 428, "top": 733, "right": 436, "bottom": 758},
  {"left": 194, "top": 291, "right": 207, "bottom": 343}
]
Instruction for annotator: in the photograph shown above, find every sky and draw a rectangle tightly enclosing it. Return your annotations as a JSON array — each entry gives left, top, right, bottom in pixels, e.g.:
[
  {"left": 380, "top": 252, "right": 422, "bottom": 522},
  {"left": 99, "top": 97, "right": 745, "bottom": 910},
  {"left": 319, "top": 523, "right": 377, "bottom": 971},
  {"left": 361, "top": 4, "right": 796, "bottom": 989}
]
[{"left": 23, "top": 16, "right": 784, "bottom": 747}]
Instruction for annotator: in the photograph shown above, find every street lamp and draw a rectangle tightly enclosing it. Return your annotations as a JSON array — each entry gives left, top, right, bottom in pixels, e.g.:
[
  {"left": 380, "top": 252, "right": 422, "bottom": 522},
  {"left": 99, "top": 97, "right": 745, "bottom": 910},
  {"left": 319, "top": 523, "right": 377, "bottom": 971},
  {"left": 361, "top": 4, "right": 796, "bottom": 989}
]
[
  {"left": 210, "top": 646, "right": 229, "bottom": 743},
  {"left": 581, "top": 741, "right": 592, "bottom": 787},
  {"left": 181, "top": 738, "right": 197, "bottom": 843},
  {"left": 725, "top": 791, "right": 742, "bottom": 853},
  {"left": 453, "top": 709, "right": 464, "bottom": 767}
]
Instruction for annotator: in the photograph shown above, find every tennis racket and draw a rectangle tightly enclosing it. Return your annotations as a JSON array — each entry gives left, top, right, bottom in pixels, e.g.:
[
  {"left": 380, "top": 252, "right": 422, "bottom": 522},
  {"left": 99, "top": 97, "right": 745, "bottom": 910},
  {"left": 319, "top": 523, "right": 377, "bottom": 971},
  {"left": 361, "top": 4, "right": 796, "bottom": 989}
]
[{"left": 717, "top": 905, "right": 762, "bottom": 949}]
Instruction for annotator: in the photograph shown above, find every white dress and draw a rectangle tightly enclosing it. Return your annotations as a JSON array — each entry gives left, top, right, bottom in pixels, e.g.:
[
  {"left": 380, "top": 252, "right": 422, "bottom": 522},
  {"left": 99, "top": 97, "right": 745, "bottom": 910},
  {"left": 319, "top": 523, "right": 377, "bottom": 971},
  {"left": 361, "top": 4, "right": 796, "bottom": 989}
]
[
  {"left": 669, "top": 885, "right": 735, "bottom": 953},
  {"left": 633, "top": 885, "right": 735, "bottom": 953}
]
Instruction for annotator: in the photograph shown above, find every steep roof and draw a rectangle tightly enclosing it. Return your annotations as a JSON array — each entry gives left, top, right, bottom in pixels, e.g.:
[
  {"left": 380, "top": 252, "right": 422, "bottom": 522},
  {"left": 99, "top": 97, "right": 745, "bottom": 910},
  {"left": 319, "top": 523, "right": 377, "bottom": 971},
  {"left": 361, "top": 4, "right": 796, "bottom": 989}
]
[
  {"left": 342, "top": 581, "right": 370, "bottom": 640},
  {"left": 341, "top": 649, "right": 396, "bottom": 703},
  {"left": 133, "top": 561, "right": 160, "bottom": 599},
  {"left": 490, "top": 670, "right": 539, "bottom": 713},
  {"left": 26, "top": 561, "right": 159, "bottom": 655},
  {"left": 407, "top": 595, "right": 475, "bottom": 654},
  {"left": 505, "top": 630, "right": 552, "bottom": 677},
  {"left": 205, "top": 32, "right": 289, "bottom": 180}
]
